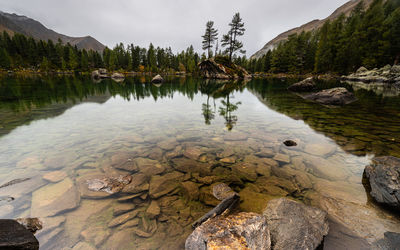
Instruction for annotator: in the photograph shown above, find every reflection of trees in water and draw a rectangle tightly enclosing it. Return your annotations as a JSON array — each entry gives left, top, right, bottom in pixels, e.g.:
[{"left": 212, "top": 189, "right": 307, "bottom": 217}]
[{"left": 199, "top": 79, "right": 245, "bottom": 129}]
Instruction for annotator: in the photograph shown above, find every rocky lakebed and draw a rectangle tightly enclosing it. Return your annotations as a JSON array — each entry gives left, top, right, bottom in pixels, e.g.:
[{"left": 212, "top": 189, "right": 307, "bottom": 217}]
[{"left": 0, "top": 76, "right": 399, "bottom": 249}]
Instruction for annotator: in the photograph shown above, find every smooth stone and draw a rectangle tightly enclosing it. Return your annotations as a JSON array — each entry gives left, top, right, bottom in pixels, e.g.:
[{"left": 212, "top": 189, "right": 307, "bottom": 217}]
[
  {"left": 199, "top": 186, "right": 220, "bottom": 206},
  {"left": 184, "top": 147, "right": 204, "bottom": 160},
  {"left": 185, "top": 212, "right": 271, "bottom": 250},
  {"left": 255, "top": 148, "right": 275, "bottom": 158},
  {"left": 146, "top": 200, "right": 160, "bottom": 219},
  {"left": 113, "top": 203, "right": 136, "bottom": 216},
  {"left": 157, "top": 139, "right": 178, "bottom": 151},
  {"left": 43, "top": 155, "right": 70, "bottom": 169},
  {"left": 303, "top": 87, "right": 357, "bottom": 105},
  {"left": 283, "top": 140, "right": 298, "bottom": 147},
  {"left": 263, "top": 198, "right": 329, "bottom": 250},
  {"left": 111, "top": 152, "right": 137, "bottom": 172},
  {"left": 108, "top": 210, "right": 140, "bottom": 228},
  {"left": 31, "top": 178, "right": 80, "bottom": 217},
  {"left": 181, "top": 181, "right": 200, "bottom": 200},
  {"left": 134, "top": 158, "right": 166, "bottom": 176},
  {"left": 149, "top": 172, "right": 184, "bottom": 198},
  {"left": 273, "top": 153, "right": 291, "bottom": 163},
  {"left": 219, "top": 157, "right": 236, "bottom": 164},
  {"left": 239, "top": 186, "right": 276, "bottom": 213},
  {"left": 151, "top": 74, "right": 164, "bottom": 83},
  {"left": 171, "top": 158, "right": 213, "bottom": 176},
  {"left": 364, "top": 156, "right": 400, "bottom": 210},
  {"left": 0, "top": 219, "right": 39, "bottom": 250},
  {"left": 42, "top": 171, "right": 67, "bottom": 183},
  {"left": 303, "top": 155, "right": 348, "bottom": 181},
  {"left": 230, "top": 163, "right": 258, "bottom": 182},
  {"left": 117, "top": 192, "right": 144, "bottom": 202},
  {"left": 119, "top": 218, "right": 140, "bottom": 229},
  {"left": 80, "top": 226, "right": 110, "bottom": 247},
  {"left": 121, "top": 173, "right": 149, "bottom": 194},
  {"left": 287, "top": 77, "right": 316, "bottom": 92},
  {"left": 304, "top": 143, "right": 336, "bottom": 157}
]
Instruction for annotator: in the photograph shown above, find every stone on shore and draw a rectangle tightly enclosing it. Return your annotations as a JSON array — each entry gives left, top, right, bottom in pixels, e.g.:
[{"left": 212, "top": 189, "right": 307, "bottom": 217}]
[
  {"left": 263, "top": 198, "right": 329, "bottom": 250},
  {"left": 185, "top": 212, "right": 270, "bottom": 250},
  {"left": 364, "top": 156, "right": 400, "bottom": 210}
]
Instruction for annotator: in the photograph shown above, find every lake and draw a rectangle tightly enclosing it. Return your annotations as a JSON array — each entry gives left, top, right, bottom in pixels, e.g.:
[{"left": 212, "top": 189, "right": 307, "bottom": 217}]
[{"left": 0, "top": 75, "right": 399, "bottom": 249}]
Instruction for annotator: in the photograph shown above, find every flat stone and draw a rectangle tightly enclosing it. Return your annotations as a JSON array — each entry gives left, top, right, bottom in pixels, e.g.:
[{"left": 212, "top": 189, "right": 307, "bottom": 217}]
[
  {"left": 119, "top": 218, "right": 140, "bottom": 229},
  {"left": 42, "top": 171, "right": 67, "bottom": 183},
  {"left": 146, "top": 200, "right": 160, "bottom": 219},
  {"left": 181, "top": 181, "right": 200, "bottom": 200},
  {"left": 230, "top": 163, "right": 258, "bottom": 182},
  {"left": 273, "top": 153, "right": 291, "bottom": 163},
  {"left": 134, "top": 158, "right": 165, "bottom": 176},
  {"left": 80, "top": 226, "right": 110, "bottom": 247},
  {"left": 149, "top": 172, "right": 184, "bottom": 198},
  {"left": 111, "top": 152, "right": 137, "bottom": 172},
  {"left": 113, "top": 203, "right": 136, "bottom": 216},
  {"left": 78, "top": 174, "right": 131, "bottom": 199},
  {"left": 223, "top": 132, "right": 248, "bottom": 141},
  {"left": 219, "top": 157, "right": 236, "bottom": 164},
  {"left": 303, "top": 87, "right": 357, "bottom": 105},
  {"left": 121, "top": 173, "right": 149, "bottom": 194},
  {"left": 171, "top": 158, "right": 213, "bottom": 175},
  {"left": 0, "top": 219, "right": 39, "bottom": 250},
  {"left": 287, "top": 77, "right": 316, "bottom": 92},
  {"left": 304, "top": 143, "right": 337, "bottom": 157},
  {"left": 157, "top": 139, "right": 178, "bottom": 151},
  {"left": 185, "top": 212, "right": 270, "bottom": 250},
  {"left": 263, "top": 198, "right": 329, "bottom": 250},
  {"left": 303, "top": 155, "right": 348, "bottom": 181},
  {"left": 184, "top": 147, "right": 204, "bottom": 160},
  {"left": 212, "top": 183, "right": 236, "bottom": 201},
  {"left": 108, "top": 210, "right": 140, "bottom": 228},
  {"left": 31, "top": 178, "right": 80, "bottom": 217}
]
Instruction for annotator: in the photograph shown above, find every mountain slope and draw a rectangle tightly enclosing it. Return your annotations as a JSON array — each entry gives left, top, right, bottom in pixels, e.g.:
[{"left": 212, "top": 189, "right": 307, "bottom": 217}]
[
  {"left": 251, "top": 0, "right": 373, "bottom": 59},
  {"left": 0, "top": 11, "right": 105, "bottom": 52}
]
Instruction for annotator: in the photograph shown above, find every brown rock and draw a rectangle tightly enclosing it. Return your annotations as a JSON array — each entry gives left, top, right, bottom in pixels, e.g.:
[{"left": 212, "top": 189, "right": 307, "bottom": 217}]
[
  {"left": 149, "top": 172, "right": 184, "bottom": 198},
  {"left": 146, "top": 200, "right": 160, "bottom": 219},
  {"left": 42, "top": 171, "right": 67, "bottom": 183},
  {"left": 181, "top": 181, "right": 200, "bottom": 200}
]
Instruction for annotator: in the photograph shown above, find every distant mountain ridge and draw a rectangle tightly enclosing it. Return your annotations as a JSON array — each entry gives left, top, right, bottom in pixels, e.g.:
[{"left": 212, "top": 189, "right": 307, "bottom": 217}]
[
  {"left": 0, "top": 11, "right": 105, "bottom": 52},
  {"left": 251, "top": 0, "right": 373, "bottom": 59}
]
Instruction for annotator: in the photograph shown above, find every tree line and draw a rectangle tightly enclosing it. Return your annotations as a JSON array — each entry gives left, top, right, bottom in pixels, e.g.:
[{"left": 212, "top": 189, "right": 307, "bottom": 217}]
[
  {"left": 0, "top": 31, "right": 202, "bottom": 73},
  {"left": 246, "top": 0, "right": 400, "bottom": 74}
]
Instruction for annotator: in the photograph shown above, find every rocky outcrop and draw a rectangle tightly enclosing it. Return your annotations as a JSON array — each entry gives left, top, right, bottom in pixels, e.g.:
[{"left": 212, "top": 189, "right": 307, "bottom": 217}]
[
  {"left": 0, "top": 219, "right": 39, "bottom": 250},
  {"left": 287, "top": 77, "right": 316, "bottom": 92},
  {"left": 198, "top": 58, "right": 251, "bottom": 79},
  {"left": 263, "top": 198, "right": 329, "bottom": 250},
  {"left": 186, "top": 212, "right": 271, "bottom": 250},
  {"left": 364, "top": 156, "right": 400, "bottom": 210},
  {"left": 342, "top": 65, "right": 400, "bottom": 84},
  {"left": 151, "top": 74, "right": 164, "bottom": 84},
  {"left": 91, "top": 68, "right": 110, "bottom": 79},
  {"left": 303, "top": 87, "right": 357, "bottom": 105}
]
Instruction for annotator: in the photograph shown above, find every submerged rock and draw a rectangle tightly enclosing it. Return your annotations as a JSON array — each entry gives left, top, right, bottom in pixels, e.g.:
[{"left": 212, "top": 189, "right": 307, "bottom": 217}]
[
  {"left": 263, "top": 198, "right": 329, "bottom": 250},
  {"left": 31, "top": 178, "right": 80, "bottom": 217},
  {"left": 283, "top": 140, "right": 297, "bottom": 147},
  {"left": 303, "top": 87, "right": 357, "bottom": 105},
  {"left": 0, "top": 219, "right": 39, "bottom": 250},
  {"left": 287, "top": 77, "right": 316, "bottom": 92},
  {"left": 186, "top": 212, "right": 270, "bottom": 250},
  {"left": 364, "top": 156, "right": 400, "bottom": 210},
  {"left": 151, "top": 74, "right": 164, "bottom": 84}
]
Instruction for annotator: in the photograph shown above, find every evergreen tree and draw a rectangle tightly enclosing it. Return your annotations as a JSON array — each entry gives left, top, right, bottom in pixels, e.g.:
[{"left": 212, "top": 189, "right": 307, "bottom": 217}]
[
  {"left": 202, "top": 21, "right": 218, "bottom": 58},
  {"left": 221, "top": 13, "right": 246, "bottom": 61}
]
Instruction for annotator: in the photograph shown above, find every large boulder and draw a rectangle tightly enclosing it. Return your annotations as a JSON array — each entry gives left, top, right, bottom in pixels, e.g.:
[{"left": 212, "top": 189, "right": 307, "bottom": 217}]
[
  {"left": 364, "top": 156, "right": 400, "bottom": 210},
  {"left": 263, "top": 198, "right": 329, "bottom": 250},
  {"left": 287, "top": 77, "right": 316, "bottom": 92},
  {"left": 151, "top": 74, "right": 164, "bottom": 84},
  {"left": 198, "top": 58, "right": 251, "bottom": 79},
  {"left": 0, "top": 220, "right": 39, "bottom": 250},
  {"left": 303, "top": 87, "right": 357, "bottom": 105},
  {"left": 185, "top": 212, "right": 270, "bottom": 250}
]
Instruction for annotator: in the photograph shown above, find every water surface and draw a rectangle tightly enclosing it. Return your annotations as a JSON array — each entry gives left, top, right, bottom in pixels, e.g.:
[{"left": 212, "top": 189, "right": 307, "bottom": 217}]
[{"left": 0, "top": 76, "right": 399, "bottom": 249}]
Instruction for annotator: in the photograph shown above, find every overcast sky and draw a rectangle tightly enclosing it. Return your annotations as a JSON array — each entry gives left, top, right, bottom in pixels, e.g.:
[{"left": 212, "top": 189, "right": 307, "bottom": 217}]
[{"left": 0, "top": 0, "right": 349, "bottom": 56}]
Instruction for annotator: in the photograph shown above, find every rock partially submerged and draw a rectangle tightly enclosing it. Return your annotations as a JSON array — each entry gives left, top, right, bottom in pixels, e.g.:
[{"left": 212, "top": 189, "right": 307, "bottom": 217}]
[
  {"left": 186, "top": 212, "right": 271, "bottom": 250},
  {"left": 342, "top": 65, "right": 400, "bottom": 84},
  {"left": 364, "top": 156, "right": 400, "bottom": 210},
  {"left": 151, "top": 74, "right": 164, "bottom": 84},
  {"left": 16, "top": 218, "right": 42, "bottom": 234},
  {"left": 0, "top": 219, "right": 39, "bottom": 250},
  {"left": 91, "top": 68, "right": 109, "bottom": 79},
  {"left": 111, "top": 72, "right": 125, "bottom": 82},
  {"left": 287, "top": 77, "right": 316, "bottom": 92},
  {"left": 263, "top": 198, "right": 329, "bottom": 250},
  {"left": 303, "top": 87, "right": 357, "bottom": 105}
]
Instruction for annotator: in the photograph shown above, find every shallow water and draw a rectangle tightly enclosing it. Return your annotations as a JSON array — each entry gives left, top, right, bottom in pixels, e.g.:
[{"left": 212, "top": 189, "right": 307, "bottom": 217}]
[{"left": 0, "top": 76, "right": 399, "bottom": 249}]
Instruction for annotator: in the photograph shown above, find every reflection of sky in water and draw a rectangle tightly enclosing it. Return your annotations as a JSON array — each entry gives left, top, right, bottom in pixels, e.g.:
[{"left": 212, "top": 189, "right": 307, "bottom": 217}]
[{"left": 0, "top": 78, "right": 399, "bottom": 249}]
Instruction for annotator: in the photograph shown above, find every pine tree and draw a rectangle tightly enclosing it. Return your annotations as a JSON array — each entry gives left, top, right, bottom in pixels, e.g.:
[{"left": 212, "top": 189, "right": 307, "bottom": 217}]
[
  {"left": 202, "top": 21, "right": 218, "bottom": 58},
  {"left": 221, "top": 13, "right": 246, "bottom": 61}
]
